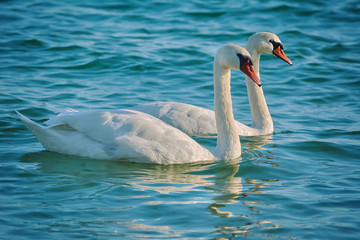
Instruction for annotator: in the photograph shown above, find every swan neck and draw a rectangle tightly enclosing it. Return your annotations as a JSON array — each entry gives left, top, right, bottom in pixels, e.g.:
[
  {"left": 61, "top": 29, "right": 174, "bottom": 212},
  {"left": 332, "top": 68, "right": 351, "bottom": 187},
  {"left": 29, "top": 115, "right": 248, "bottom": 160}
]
[
  {"left": 213, "top": 61, "right": 241, "bottom": 159},
  {"left": 248, "top": 48, "right": 261, "bottom": 75},
  {"left": 245, "top": 45, "right": 273, "bottom": 133}
]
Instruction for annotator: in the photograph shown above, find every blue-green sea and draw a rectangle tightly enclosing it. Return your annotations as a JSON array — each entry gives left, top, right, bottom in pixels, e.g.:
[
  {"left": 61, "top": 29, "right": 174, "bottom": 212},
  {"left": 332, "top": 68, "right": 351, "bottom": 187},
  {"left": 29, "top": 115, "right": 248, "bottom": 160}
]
[{"left": 1, "top": 0, "right": 360, "bottom": 239}]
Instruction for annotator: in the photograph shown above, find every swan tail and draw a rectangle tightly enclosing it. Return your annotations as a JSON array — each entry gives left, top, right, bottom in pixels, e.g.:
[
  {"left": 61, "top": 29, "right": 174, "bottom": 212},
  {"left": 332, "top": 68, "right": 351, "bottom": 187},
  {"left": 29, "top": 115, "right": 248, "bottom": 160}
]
[
  {"left": 15, "top": 110, "right": 64, "bottom": 151},
  {"left": 16, "top": 110, "right": 47, "bottom": 135},
  {"left": 15, "top": 110, "right": 111, "bottom": 159}
]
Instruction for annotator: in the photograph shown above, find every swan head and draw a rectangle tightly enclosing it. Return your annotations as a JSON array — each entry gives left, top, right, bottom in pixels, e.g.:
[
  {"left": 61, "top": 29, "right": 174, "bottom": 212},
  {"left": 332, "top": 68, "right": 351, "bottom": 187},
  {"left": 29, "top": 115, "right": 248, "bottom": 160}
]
[
  {"left": 247, "top": 32, "right": 292, "bottom": 66},
  {"left": 215, "top": 44, "right": 261, "bottom": 86}
]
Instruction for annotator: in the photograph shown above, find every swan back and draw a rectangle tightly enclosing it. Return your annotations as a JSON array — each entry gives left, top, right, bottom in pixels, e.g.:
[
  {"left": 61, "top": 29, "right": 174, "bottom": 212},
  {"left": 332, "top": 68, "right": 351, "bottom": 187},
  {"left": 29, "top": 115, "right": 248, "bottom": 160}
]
[{"left": 17, "top": 110, "right": 215, "bottom": 164}]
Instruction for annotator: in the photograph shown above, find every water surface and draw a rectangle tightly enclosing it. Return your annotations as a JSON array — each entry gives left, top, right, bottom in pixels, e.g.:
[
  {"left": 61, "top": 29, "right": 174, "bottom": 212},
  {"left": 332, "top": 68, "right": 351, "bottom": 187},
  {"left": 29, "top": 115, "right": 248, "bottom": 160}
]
[{"left": 1, "top": 0, "right": 360, "bottom": 239}]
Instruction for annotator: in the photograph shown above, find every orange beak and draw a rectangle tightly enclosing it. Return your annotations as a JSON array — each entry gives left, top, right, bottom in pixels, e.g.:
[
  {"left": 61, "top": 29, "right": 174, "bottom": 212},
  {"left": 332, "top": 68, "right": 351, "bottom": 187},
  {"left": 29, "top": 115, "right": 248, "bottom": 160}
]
[
  {"left": 273, "top": 46, "right": 292, "bottom": 66},
  {"left": 241, "top": 60, "right": 261, "bottom": 87}
]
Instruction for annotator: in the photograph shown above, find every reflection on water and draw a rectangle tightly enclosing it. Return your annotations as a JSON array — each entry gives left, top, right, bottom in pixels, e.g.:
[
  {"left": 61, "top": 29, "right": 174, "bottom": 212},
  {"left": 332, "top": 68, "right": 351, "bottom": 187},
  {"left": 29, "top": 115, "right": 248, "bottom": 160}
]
[
  {"left": 207, "top": 135, "right": 280, "bottom": 236},
  {"left": 18, "top": 134, "right": 281, "bottom": 238},
  {"left": 242, "top": 135, "right": 274, "bottom": 152}
]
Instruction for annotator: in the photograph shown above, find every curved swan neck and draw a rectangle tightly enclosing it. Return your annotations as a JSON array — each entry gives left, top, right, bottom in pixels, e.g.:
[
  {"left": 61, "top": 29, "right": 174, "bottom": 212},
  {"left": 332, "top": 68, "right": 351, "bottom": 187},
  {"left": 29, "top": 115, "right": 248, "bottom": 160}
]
[
  {"left": 245, "top": 45, "right": 273, "bottom": 133},
  {"left": 213, "top": 59, "right": 241, "bottom": 159}
]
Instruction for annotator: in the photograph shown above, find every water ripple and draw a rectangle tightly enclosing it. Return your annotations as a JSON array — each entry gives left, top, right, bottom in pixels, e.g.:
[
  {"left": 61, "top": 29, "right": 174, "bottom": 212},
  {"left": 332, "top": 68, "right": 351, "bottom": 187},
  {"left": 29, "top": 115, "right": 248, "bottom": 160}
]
[{"left": 1, "top": 0, "right": 360, "bottom": 239}]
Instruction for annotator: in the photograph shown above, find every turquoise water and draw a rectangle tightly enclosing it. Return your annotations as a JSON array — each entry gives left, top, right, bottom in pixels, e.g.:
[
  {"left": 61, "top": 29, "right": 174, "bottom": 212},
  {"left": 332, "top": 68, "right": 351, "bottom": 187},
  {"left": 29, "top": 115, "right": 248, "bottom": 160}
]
[{"left": 1, "top": 0, "right": 360, "bottom": 239}]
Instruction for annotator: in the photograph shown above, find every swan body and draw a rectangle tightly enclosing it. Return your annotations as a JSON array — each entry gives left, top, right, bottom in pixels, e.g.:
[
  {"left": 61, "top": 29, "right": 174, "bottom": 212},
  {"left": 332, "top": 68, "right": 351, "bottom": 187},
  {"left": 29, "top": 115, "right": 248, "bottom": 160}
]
[
  {"left": 17, "top": 109, "right": 215, "bottom": 164},
  {"left": 131, "top": 32, "right": 292, "bottom": 136},
  {"left": 17, "top": 44, "right": 260, "bottom": 164}
]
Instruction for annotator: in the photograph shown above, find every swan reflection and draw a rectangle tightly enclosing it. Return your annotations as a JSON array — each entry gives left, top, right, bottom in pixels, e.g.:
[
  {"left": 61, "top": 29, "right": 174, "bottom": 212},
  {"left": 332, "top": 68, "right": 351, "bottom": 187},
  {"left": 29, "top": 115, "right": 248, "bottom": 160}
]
[{"left": 19, "top": 134, "right": 279, "bottom": 238}]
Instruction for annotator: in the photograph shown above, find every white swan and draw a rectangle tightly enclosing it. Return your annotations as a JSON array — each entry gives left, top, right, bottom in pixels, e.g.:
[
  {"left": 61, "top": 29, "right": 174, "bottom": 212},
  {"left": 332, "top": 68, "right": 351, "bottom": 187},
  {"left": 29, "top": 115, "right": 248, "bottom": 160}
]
[
  {"left": 131, "top": 32, "right": 292, "bottom": 136},
  {"left": 17, "top": 44, "right": 260, "bottom": 164}
]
